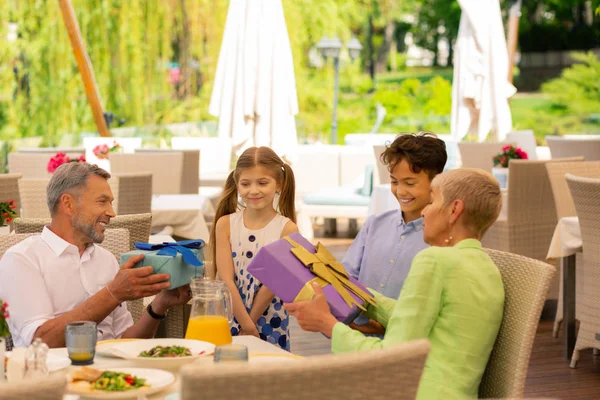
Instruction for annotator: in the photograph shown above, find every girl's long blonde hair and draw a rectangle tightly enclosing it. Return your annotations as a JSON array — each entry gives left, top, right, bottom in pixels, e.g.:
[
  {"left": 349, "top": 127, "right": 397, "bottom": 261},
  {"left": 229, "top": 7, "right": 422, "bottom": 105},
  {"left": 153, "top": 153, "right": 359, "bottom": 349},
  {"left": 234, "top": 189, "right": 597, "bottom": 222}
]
[{"left": 209, "top": 146, "right": 296, "bottom": 267}]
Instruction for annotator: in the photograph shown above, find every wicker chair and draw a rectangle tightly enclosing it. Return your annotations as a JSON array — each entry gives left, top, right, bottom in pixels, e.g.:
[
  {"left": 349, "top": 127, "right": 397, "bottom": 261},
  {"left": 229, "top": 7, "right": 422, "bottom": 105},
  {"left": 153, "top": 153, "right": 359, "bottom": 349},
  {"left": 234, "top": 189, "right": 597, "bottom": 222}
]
[
  {"left": 0, "top": 374, "right": 67, "bottom": 400},
  {"left": 110, "top": 152, "right": 184, "bottom": 194},
  {"left": 545, "top": 161, "right": 600, "bottom": 337},
  {"left": 547, "top": 135, "right": 600, "bottom": 161},
  {"left": 18, "top": 147, "right": 85, "bottom": 156},
  {"left": 108, "top": 173, "right": 152, "bottom": 215},
  {"left": 482, "top": 158, "right": 583, "bottom": 300},
  {"left": 135, "top": 149, "right": 199, "bottom": 194},
  {"left": 18, "top": 178, "right": 51, "bottom": 218},
  {"left": 7, "top": 153, "right": 53, "bottom": 179},
  {"left": 546, "top": 161, "right": 600, "bottom": 220},
  {"left": 108, "top": 213, "right": 152, "bottom": 250},
  {"left": 181, "top": 339, "right": 430, "bottom": 400},
  {"left": 506, "top": 130, "right": 538, "bottom": 160},
  {"left": 565, "top": 174, "right": 600, "bottom": 367},
  {"left": 0, "top": 173, "right": 22, "bottom": 229},
  {"left": 14, "top": 213, "right": 151, "bottom": 251},
  {"left": 171, "top": 136, "right": 232, "bottom": 187},
  {"left": 458, "top": 142, "right": 515, "bottom": 172},
  {"left": 479, "top": 249, "right": 556, "bottom": 399}
]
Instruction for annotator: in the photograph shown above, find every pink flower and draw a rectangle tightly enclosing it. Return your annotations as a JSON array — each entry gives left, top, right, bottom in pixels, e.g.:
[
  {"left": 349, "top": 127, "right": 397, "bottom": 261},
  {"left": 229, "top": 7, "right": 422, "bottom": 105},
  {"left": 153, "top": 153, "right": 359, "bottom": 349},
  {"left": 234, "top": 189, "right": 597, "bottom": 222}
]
[
  {"left": 502, "top": 145, "right": 512, "bottom": 152},
  {"left": 47, "top": 152, "right": 71, "bottom": 173},
  {"left": 515, "top": 148, "right": 528, "bottom": 159},
  {"left": 93, "top": 144, "right": 110, "bottom": 159},
  {"left": 47, "top": 152, "right": 86, "bottom": 173}
]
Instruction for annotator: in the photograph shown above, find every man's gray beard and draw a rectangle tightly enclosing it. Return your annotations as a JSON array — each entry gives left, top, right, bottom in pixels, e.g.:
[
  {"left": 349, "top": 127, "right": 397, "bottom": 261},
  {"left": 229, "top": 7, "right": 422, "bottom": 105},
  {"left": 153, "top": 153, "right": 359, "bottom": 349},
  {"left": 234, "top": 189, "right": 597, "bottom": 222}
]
[{"left": 72, "top": 214, "right": 105, "bottom": 244}]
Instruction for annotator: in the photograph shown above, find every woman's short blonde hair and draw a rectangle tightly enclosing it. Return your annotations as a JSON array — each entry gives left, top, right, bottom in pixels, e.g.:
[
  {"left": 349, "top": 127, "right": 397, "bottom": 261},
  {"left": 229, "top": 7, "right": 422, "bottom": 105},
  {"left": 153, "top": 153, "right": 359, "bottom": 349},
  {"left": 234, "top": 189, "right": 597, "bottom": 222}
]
[{"left": 432, "top": 168, "right": 502, "bottom": 238}]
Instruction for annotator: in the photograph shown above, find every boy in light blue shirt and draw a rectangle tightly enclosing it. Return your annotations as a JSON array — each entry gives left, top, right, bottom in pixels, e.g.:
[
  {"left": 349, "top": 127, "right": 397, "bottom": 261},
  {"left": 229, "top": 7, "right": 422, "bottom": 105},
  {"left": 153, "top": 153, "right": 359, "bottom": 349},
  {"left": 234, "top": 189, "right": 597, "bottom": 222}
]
[{"left": 343, "top": 132, "right": 447, "bottom": 333}]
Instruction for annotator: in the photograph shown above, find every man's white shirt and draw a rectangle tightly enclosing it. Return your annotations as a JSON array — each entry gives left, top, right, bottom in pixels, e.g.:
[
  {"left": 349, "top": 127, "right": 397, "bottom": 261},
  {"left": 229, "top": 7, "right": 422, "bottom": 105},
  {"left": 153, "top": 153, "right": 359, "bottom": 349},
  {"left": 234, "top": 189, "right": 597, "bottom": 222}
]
[{"left": 0, "top": 227, "right": 133, "bottom": 347}]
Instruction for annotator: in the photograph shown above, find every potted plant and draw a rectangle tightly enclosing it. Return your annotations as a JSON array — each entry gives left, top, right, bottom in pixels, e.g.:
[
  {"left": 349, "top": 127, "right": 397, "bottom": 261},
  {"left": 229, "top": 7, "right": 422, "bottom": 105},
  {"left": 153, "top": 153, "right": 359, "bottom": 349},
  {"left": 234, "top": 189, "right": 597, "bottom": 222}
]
[
  {"left": 0, "top": 200, "right": 17, "bottom": 227},
  {"left": 492, "top": 145, "right": 529, "bottom": 189},
  {"left": 47, "top": 153, "right": 86, "bottom": 173},
  {"left": 93, "top": 141, "right": 122, "bottom": 160},
  {"left": 0, "top": 300, "right": 9, "bottom": 381}
]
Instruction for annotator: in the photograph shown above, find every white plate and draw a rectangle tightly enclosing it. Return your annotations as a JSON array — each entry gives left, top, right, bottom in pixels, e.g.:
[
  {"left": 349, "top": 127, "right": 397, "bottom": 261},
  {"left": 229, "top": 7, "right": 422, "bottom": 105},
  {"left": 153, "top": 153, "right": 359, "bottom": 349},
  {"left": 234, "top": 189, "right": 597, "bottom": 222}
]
[
  {"left": 68, "top": 367, "right": 174, "bottom": 399},
  {"left": 96, "top": 340, "right": 141, "bottom": 359},
  {"left": 6, "top": 350, "right": 70, "bottom": 372},
  {"left": 47, "top": 352, "right": 72, "bottom": 372},
  {"left": 106, "top": 338, "right": 215, "bottom": 369},
  {"left": 6, "top": 349, "right": 70, "bottom": 382}
]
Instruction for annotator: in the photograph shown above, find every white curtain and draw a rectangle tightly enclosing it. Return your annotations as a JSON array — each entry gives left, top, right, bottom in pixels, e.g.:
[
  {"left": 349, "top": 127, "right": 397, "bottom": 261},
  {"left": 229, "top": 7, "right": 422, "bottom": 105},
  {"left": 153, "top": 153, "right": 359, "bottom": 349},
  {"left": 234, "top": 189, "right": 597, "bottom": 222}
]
[
  {"left": 209, "top": 0, "right": 299, "bottom": 159},
  {"left": 451, "top": 0, "right": 517, "bottom": 142}
]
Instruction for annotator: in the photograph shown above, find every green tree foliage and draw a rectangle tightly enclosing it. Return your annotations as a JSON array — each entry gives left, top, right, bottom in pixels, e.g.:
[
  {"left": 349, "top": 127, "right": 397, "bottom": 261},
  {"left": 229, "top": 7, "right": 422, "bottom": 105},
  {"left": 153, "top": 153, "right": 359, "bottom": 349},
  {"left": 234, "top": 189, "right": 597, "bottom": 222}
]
[
  {"left": 542, "top": 52, "right": 600, "bottom": 117},
  {"left": 0, "top": 0, "right": 391, "bottom": 143},
  {"left": 410, "top": 0, "right": 461, "bottom": 66},
  {"left": 0, "top": 0, "right": 228, "bottom": 143}
]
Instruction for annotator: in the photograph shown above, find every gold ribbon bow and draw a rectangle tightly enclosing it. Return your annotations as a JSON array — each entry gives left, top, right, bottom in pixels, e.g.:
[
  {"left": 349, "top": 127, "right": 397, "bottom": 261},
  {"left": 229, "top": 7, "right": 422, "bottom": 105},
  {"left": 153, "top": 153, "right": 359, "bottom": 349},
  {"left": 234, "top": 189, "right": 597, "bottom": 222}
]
[{"left": 285, "top": 236, "right": 376, "bottom": 311}]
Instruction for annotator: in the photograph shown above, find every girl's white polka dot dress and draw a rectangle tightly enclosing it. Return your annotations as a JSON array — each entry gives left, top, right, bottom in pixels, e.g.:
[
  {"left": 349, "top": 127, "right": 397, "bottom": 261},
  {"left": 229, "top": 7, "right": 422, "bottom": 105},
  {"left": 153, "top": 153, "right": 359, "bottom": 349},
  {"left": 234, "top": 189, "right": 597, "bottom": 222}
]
[{"left": 229, "top": 210, "right": 291, "bottom": 351}]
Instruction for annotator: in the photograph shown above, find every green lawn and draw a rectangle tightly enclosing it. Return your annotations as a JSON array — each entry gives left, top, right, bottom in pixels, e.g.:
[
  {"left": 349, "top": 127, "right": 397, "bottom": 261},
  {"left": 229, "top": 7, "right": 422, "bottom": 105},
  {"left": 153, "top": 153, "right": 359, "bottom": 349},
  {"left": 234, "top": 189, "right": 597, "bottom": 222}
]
[{"left": 377, "top": 68, "right": 454, "bottom": 85}]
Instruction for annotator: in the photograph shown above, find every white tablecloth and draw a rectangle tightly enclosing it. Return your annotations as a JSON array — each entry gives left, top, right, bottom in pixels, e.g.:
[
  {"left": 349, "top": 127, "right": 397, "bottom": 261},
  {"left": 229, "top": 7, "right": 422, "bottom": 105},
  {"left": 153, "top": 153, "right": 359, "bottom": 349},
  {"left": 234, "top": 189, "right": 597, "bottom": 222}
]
[
  {"left": 368, "top": 184, "right": 508, "bottom": 220},
  {"left": 151, "top": 195, "right": 215, "bottom": 242},
  {"left": 547, "top": 216, "right": 582, "bottom": 260},
  {"left": 8, "top": 336, "right": 291, "bottom": 400}
]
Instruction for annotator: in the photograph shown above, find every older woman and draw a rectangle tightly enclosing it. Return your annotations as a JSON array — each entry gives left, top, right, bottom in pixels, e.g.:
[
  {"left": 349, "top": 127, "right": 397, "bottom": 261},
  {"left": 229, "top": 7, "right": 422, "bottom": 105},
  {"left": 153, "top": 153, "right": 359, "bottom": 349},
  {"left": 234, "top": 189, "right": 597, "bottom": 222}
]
[{"left": 286, "top": 169, "right": 505, "bottom": 400}]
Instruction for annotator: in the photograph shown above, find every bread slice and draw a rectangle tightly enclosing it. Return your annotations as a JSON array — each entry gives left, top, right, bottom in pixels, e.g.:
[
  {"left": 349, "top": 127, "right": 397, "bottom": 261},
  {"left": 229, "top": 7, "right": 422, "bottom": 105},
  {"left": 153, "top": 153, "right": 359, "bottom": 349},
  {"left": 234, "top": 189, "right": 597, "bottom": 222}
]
[{"left": 71, "top": 366, "right": 103, "bottom": 382}]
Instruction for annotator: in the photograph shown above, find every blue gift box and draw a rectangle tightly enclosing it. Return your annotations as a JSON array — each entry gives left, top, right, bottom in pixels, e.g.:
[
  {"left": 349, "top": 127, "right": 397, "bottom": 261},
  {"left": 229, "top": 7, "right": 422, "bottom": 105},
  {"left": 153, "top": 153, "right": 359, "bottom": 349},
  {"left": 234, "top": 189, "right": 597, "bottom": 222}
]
[{"left": 119, "top": 240, "right": 205, "bottom": 290}]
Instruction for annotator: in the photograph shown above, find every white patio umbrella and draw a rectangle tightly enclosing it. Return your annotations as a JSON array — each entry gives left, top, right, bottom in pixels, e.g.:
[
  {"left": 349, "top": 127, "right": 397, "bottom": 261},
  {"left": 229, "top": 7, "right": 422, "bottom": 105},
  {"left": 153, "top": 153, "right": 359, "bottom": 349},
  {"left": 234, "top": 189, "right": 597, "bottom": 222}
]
[
  {"left": 451, "top": 0, "right": 517, "bottom": 142},
  {"left": 209, "top": 0, "right": 299, "bottom": 159}
]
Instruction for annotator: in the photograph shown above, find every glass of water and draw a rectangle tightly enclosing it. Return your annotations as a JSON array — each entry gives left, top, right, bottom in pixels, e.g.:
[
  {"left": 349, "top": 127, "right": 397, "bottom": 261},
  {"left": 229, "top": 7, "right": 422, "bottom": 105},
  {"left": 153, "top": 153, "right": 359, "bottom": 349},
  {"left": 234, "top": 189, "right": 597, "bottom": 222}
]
[
  {"left": 65, "top": 321, "right": 97, "bottom": 365},
  {"left": 213, "top": 344, "right": 248, "bottom": 363}
]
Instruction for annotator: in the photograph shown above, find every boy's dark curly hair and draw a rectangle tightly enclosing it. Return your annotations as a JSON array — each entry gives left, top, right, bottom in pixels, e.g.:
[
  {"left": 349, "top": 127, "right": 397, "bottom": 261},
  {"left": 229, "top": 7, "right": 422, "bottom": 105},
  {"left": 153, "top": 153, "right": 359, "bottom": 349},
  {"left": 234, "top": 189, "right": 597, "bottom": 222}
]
[{"left": 381, "top": 132, "right": 447, "bottom": 180}]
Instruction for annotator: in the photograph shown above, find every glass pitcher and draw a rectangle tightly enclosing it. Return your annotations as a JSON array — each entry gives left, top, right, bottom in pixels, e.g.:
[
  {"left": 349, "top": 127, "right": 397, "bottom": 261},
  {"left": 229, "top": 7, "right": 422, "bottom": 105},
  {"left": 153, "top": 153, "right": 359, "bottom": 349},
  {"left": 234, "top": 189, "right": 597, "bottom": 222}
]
[{"left": 185, "top": 278, "right": 233, "bottom": 346}]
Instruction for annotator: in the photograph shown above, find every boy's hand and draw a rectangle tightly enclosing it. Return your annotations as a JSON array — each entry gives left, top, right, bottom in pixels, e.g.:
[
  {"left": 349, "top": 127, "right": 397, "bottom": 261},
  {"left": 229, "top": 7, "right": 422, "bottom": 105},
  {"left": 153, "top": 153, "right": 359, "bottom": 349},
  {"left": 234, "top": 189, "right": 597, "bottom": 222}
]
[{"left": 349, "top": 319, "right": 385, "bottom": 335}]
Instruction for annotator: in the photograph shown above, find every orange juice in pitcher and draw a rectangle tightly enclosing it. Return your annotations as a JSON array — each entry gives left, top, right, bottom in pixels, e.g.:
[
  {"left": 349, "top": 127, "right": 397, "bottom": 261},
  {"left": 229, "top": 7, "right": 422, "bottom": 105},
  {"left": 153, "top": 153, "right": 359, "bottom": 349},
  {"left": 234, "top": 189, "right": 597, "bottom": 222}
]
[
  {"left": 186, "top": 279, "right": 234, "bottom": 346},
  {"left": 185, "top": 315, "right": 232, "bottom": 345}
]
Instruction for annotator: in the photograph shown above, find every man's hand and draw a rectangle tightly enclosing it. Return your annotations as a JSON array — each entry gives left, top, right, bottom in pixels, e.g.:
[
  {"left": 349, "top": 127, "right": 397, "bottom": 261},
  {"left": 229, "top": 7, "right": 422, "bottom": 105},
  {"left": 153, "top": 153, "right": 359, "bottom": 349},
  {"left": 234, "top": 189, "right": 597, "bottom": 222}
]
[
  {"left": 349, "top": 319, "right": 386, "bottom": 336},
  {"left": 284, "top": 283, "right": 338, "bottom": 338},
  {"left": 152, "top": 285, "right": 193, "bottom": 315},
  {"left": 107, "top": 255, "right": 171, "bottom": 302}
]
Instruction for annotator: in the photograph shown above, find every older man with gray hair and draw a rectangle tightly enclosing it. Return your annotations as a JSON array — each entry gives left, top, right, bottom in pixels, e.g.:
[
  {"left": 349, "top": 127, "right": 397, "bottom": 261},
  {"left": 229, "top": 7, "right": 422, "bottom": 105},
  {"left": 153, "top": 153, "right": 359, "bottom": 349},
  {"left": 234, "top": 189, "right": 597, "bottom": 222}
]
[{"left": 0, "top": 162, "right": 190, "bottom": 348}]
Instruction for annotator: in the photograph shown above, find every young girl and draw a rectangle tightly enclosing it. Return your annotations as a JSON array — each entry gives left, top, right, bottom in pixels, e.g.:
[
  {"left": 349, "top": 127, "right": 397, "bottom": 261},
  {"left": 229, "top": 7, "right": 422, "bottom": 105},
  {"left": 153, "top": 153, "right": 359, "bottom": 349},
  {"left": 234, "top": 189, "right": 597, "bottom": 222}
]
[{"left": 211, "top": 146, "right": 298, "bottom": 351}]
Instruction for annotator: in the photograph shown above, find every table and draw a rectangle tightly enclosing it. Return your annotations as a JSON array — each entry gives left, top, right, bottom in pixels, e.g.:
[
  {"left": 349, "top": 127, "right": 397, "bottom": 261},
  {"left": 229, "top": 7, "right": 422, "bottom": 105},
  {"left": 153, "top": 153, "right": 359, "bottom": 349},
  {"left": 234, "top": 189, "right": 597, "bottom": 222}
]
[
  {"left": 8, "top": 336, "right": 290, "bottom": 399},
  {"left": 547, "top": 216, "right": 582, "bottom": 359},
  {"left": 368, "top": 184, "right": 508, "bottom": 220},
  {"left": 151, "top": 195, "right": 214, "bottom": 242}
]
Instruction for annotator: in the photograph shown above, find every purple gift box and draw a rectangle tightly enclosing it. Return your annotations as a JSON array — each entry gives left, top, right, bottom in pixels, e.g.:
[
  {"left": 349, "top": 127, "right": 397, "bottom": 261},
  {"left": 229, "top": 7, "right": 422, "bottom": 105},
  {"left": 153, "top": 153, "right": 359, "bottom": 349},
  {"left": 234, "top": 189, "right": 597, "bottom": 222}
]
[{"left": 246, "top": 232, "right": 372, "bottom": 324}]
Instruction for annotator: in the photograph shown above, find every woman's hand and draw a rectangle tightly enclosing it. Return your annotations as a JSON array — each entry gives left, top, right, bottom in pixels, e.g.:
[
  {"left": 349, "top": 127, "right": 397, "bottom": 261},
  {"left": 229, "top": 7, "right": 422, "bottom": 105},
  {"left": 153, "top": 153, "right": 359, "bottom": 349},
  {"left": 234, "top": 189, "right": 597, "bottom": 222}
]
[
  {"left": 349, "top": 319, "right": 386, "bottom": 335},
  {"left": 285, "top": 283, "right": 338, "bottom": 338}
]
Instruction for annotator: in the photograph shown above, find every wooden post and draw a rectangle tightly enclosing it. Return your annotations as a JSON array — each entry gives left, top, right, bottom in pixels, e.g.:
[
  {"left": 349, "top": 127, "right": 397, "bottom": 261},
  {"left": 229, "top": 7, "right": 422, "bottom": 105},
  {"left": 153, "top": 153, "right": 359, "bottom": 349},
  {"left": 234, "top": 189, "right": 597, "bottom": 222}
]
[
  {"left": 58, "top": 0, "right": 111, "bottom": 137},
  {"left": 506, "top": 0, "right": 522, "bottom": 84}
]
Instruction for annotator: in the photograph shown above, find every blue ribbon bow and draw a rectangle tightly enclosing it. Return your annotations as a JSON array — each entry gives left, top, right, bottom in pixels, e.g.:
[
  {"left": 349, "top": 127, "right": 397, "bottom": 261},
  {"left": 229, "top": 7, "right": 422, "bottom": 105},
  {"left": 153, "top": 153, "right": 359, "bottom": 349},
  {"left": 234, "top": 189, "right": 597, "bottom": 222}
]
[{"left": 134, "top": 239, "right": 205, "bottom": 267}]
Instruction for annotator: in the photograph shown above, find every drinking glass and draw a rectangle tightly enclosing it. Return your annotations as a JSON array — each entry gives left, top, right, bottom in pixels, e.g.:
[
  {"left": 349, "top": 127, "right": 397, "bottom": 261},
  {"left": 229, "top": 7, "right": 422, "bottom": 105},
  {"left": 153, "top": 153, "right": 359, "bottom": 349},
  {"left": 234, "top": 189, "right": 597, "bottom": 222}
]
[
  {"left": 213, "top": 344, "right": 248, "bottom": 363},
  {"left": 65, "top": 321, "right": 97, "bottom": 365}
]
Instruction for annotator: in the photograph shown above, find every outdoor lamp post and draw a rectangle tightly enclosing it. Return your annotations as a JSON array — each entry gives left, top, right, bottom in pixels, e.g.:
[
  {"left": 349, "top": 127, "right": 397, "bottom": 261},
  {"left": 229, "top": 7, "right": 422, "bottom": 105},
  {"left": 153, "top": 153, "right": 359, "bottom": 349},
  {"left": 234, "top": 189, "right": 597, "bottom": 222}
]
[{"left": 317, "top": 36, "right": 362, "bottom": 144}]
